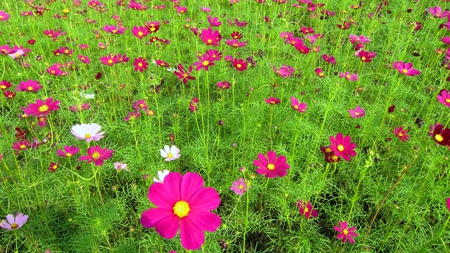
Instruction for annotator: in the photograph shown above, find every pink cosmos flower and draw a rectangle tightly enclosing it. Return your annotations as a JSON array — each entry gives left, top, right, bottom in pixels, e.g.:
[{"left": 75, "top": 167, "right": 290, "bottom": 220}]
[
  {"left": 124, "top": 111, "right": 140, "bottom": 121},
  {"left": 0, "top": 80, "right": 12, "bottom": 90},
  {"left": 437, "top": 90, "right": 450, "bottom": 107},
  {"left": 290, "top": 97, "right": 307, "bottom": 113},
  {"left": 232, "top": 58, "right": 248, "bottom": 71},
  {"left": 0, "top": 213, "right": 28, "bottom": 230},
  {"left": 429, "top": 6, "right": 449, "bottom": 18},
  {"left": 334, "top": 221, "right": 358, "bottom": 244},
  {"left": 133, "top": 57, "right": 148, "bottom": 72},
  {"left": 441, "top": 36, "right": 450, "bottom": 45},
  {"left": 100, "top": 54, "right": 116, "bottom": 66},
  {"left": 446, "top": 198, "right": 450, "bottom": 212},
  {"left": 78, "top": 55, "right": 91, "bottom": 64},
  {"left": 176, "top": 6, "right": 187, "bottom": 13},
  {"left": 23, "top": 98, "right": 60, "bottom": 117},
  {"left": 348, "top": 106, "right": 365, "bottom": 118},
  {"left": 339, "top": 72, "right": 358, "bottom": 81},
  {"left": 322, "top": 54, "right": 336, "bottom": 65},
  {"left": 296, "top": 200, "right": 318, "bottom": 219},
  {"left": 265, "top": 97, "right": 280, "bottom": 105},
  {"left": 217, "top": 81, "right": 231, "bottom": 90},
  {"left": 206, "top": 49, "right": 222, "bottom": 62},
  {"left": 57, "top": 146, "right": 80, "bottom": 158},
  {"left": 329, "top": 133, "right": 357, "bottom": 161},
  {"left": 114, "top": 162, "right": 130, "bottom": 172},
  {"left": 429, "top": 123, "right": 450, "bottom": 146},
  {"left": 393, "top": 127, "right": 409, "bottom": 142},
  {"left": 140, "top": 172, "right": 221, "bottom": 250},
  {"left": 207, "top": 15, "right": 221, "bottom": 26},
  {"left": 193, "top": 54, "right": 214, "bottom": 71},
  {"left": 273, "top": 65, "right": 294, "bottom": 78},
  {"left": 71, "top": 123, "right": 105, "bottom": 142},
  {"left": 132, "top": 26, "right": 150, "bottom": 39},
  {"left": 174, "top": 63, "right": 195, "bottom": 84},
  {"left": 11, "top": 140, "right": 31, "bottom": 153},
  {"left": 133, "top": 100, "right": 148, "bottom": 111},
  {"left": 79, "top": 146, "right": 114, "bottom": 166},
  {"left": 16, "top": 80, "right": 42, "bottom": 92},
  {"left": 200, "top": 27, "right": 222, "bottom": 46},
  {"left": 357, "top": 50, "right": 376, "bottom": 62},
  {"left": 393, "top": 61, "right": 420, "bottom": 76},
  {"left": 315, "top": 68, "right": 325, "bottom": 78},
  {"left": 253, "top": 150, "right": 290, "bottom": 178},
  {"left": 230, "top": 178, "right": 247, "bottom": 196},
  {"left": 225, "top": 39, "right": 247, "bottom": 48},
  {"left": 0, "top": 10, "right": 10, "bottom": 22},
  {"left": 103, "top": 24, "right": 125, "bottom": 34}
]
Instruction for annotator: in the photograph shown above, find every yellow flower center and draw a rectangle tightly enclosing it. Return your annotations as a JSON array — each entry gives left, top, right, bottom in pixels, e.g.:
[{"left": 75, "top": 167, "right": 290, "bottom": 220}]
[
  {"left": 173, "top": 200, "right": 190, "bottom": 218},
  {"left": 183, "top": 73, "right": 188, "bottom": 77},
  {"left": 138, "top": 63, "right": 143, "bottom": 67},
  {"left": 267, "top": 163, "right": 275, "bottom": 170},
  {"left": 304, "top": 207, "right": 309, "bottom": 213},
  {"left": 361, "top": 56, "right": 366, "bottom": 61},
  {"left": 355, "top": 112, "right": 359, "bottom": 116},
  {"left": 337, "top": 145, "right": 344, "bottom": 152},
  {"left": 27, "top": 86, "right": 33, "bottom": 91},
  {"left": 107, "top": 59, "right": 113, "bottom": 64},
  {"left": 332, "top": 155, "right": 339, "bottom": 162},
  {"left": 150, "top": 27, "right": 155, "bottom": 31},
  {"left": 398, "top": 133, "right": 403, "bottom": 137},
  {"left": 10, "top": 223, "right": 18, "bottom": 229},
  {"left": 202, "top": 60, "right": 209, "bottom": 66},
  {"left": 294, "top": 105, "right": 299, "bottom": 109},
  {"left": 237, "top": 64, "right": 242, "bottom": 68},
  {"left": 167, "top": 153, "right": 173, "bottom": 158},
  {"left": 92, "top": 152, "right": 100, "bottom": 159},
  {"left": 38, "top": 105, "right": 49, "bottom": 112},
  {"left": 238, "top": 185, "right": 244, "bottom": 189},
  {"left": 138, "top": 31, "right": 143, "bottom": 36},
  {"left": 435, "top": 134, "right": 444, "bottom": 142},
  {"left": 343, "top": 229, "right": 348, "bottom": 235},
  {"left": 446, "top": 99, "right": 450, "bottom": 103},
  {"left": 207, "top": 39, "right": 212, "bottom": 43},
  {"left": 0, "top": 85, "right": 5, "bottom": 89},
  {"left": 402, "top": 69, "right": 408, "bottom": 74},
  {"left": 85, "top": 133, "right": 91, "bottom": 139},
  {"left": 346, "top": 75, "right": 351, "bottom": 79},
  {"left": 66, "top": 153, "right": 72, "bottom": 157},
  {"left": 19, "top": 144, "right": 26, "bottom": 149}
]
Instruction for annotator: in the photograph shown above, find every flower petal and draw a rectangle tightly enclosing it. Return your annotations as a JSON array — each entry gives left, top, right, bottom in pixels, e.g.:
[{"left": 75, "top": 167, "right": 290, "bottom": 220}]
[
  {"left": 140, "top": 208, "right": 179, "bottom": 239},
  {"left": 181, "top": 172, "right": 204, "bottom": 201},
  {"left": 187, "top": 211, "right": 221, "bottom": 232},
  {"left": 189, "top": 187, "right": 221, "bottom": 211},
  {"left": 180, "top": 216, "right": 205, "bottom": 250}
]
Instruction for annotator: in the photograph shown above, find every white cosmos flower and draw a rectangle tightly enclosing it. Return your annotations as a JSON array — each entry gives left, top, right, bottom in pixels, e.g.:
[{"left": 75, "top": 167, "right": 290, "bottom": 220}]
[
  {"left": 71, "top": 123, "right": 105, "bottom": 142},
  {"left": 80, "top": 91, "right": 95, "bottom": 99},
  {"left": 153, "top": 169, "right": 170, "bottom": 183},
  {"left": 159, "top": 145, "right": 180, "bottom": 162}
]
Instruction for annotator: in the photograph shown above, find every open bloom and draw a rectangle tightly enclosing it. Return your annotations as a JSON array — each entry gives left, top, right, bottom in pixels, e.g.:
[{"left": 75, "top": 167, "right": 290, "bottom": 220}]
[
  {"left": 174, "top": 63, "right": 195, "bottom": 84},
  {"left": 393, "top": 61, "right": 420, "bottom": 76},
  {"left": 429, "top": 123, "right": 450, "bottom": 146},
  {"left": 230, "top": 178, "right": 247, "bottom": 196},
  {"left": 0, "top": 213, "right": 28, "bottom": 230},
  {"left": 78, "top": 145, "right": 114, "bottom": 166},
  {"left": 253, "top": 151, "right": 290, "bottom": 178},
  {"left": 437, "top": 90, "right": 450, "bottom": 108},
  {"left": 71, "top": 123, "right": 105, "bottom": 142},
  {"left": 329, "top": 133, "right": 357, "bottom": 161},
  {"left": 56, "top": 146, "right": 80, "bottom": 158},
  {"left": 334, "top": 221, "right": 358, "bottom": 244},
  {"left": 114, "top": 162, "right": 130, "bottom": 172},
  {"left": 273, "top": 65, "right": 294, "bottom": 78},
  {"left": 200, "top": 27, "right": 222, "bottom": 46},
  {"left": 140, "top": 172, "right": 221, "bottom": 250},
  {"left": 290, "top": 97, "right": 307, "bottom": 113},
  {"left": 16, "top": 80, "right": 42, "bottom": 92},
  {"left": 23, "top": 98, "right": 60, "bottom": 117},
  {"left": 297, "top": 200, "right": 318, "bottom": 219},
  {"left": 393, "top": 127, "right": 409, "bottom": 142},
  {"left": 160, "top": 145, "right": 181, "bottom": 161},
  {"left": 339, "top": 72, "right": 358, "bottom": 81},
  {"left": 348, "top": 106, "right": 365, "bottom": 118}
]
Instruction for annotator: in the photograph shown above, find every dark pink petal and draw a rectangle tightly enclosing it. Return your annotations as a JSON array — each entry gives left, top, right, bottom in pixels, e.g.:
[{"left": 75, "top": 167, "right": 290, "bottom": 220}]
[
  {"left": 189, "top": 187, "right": 220, "bottom": 211},
  {"left": 140, "top": 208, "right": 179, "bottom": 239},
  {"left": 187, "top": 210, "right": 221, "bottom": 232},
  {"left": 254, "top": 153, "right": 268, "bottom": 166},
  {"left": 267, "top": 150, "right": 276, "bottom": 163},
  {"left": 447, "top": 198, "right": 450, "bottom": 211},
  {"left": 93, "top": 159, "right": 104, "bottom": 166},
  {"left": 256, "top": 167, "right": 268, "bottom": 175},
  {"left": 180, "top": 216, "right": 205, "bottom": 250},
  {"left": 149, "top": 182, "right": 177, "bottom": 208},
  {"left": 404, "top": 62, "right": 413, "bottom": 69},
  {"left": 161, "top": 172, "right": 182, "bottom": 202},
  {"left": 181, "top": 172, "right": 204, "bottom": 201}
]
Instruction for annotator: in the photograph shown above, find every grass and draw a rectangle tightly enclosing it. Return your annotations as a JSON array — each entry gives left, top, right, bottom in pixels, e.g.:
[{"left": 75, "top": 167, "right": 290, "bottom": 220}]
[{"left": 1, "top": 0, "right": 450, "bottom": 252}]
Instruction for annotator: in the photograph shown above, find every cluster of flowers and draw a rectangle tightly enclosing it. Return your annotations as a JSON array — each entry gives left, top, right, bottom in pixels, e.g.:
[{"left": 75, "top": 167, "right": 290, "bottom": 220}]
[{"left": 124, "top": 99, "right": 155, "bottom": 122}]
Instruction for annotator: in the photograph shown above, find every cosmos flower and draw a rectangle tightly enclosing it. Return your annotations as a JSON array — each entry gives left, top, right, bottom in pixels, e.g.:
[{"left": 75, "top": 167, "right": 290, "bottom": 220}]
[
  {"left": 193, "top": 54, "right": 214, "bottom": 71},
  {"left": 297, "top": 200, "right": 318, "bottom": 219},
  {"left": 114, "top": 162, "right": 130, "bottom": 172},
  {"left": 140, "top": 172, "right": 221, "bottom": 250},
  {"left": 0, "top": 213, "right": 28, "bottom": 230},
  {"left": 15, "top": 80, "right": 42, "bottom": 92},
  {"left": 339, "top": 72, "right": 358, "bottom": 81},
  {"left": 174, "top": 63, "right": 195, "bottom": 84},
  {"left": 334, "top": 221, "right": 358, "bottom": 244},
  {"left": 393, "top": 61, "right": 420, "bottom": 76},
  {"left": 392, "top": 127, "right": 409, "bottom": 142},
  {"left": 133, "top": 57, "right": 148, "bottom": 72},
  {"left": 0, "top": 10, "right": 11, "bottom": 22},
  {"left": 153, "top": 169, "right": 170, "bottom": 183},
  {"left": 57, "top": 146, "right": 80, "bottom": 158},
  {"left": 132, "top": 26, "right": 150, "bottom": 39},
  {"left": 230, "top": 178, "right": 247, "bottom": 196},
  {"left": 437, "top": 89, "right": 450, "bottom": 108},
  {"left": 200, "top": 27, "right": 222, "bottom": 46},
  {"left": 329, "top": 133, "right": 357, "bottom": 161},
  {"left": 232, "top": 58, "right": 248, "bottom": 71},
  {"left": 253, "top": 150, "right": 290, "bottom": 178},
  {"left": 428, "top": 6, "right": 449, "bottom": 18},
  {"left": 160, "top": 145, "right": 181, "bottom": 162},
  {"left": 429, "top": 123, "right": 450, "bottom": 146},
  {"left": 348, "top": 106, "right": 365, "bottom": 118},
  {"left": 207, "top": 15, "right": 221, "bottom": 26},
  {"left": 78, "top": 146, "right": 114, "bottom": 166},
  {"left": 273, "top": 65, "right": 294, "bottom": 78},
  {"left": 290, "top": 97, "right": 307, "bottom": 113},
  {"left": 70, "top": 123, "right": 105, "bottom": 142},
  {"left": 23, "top": 98, "right": 60, "bottom": 117}
]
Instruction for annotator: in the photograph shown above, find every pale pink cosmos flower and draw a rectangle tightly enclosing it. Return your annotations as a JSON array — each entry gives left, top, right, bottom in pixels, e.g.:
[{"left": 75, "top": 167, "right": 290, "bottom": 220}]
[
  {"left": 273, "top": 65, "right": 295, "bottom": 78},
  {"left": 160, "top": 145, "right": 181, "bottom": 162},
  {"left": 428, "top": 6, "right": 450, "bottom": 18},
  {"left": 230, "top": 178, "right": 247, "bottom": 196},
  {"left": 348, "top": 106, "right": 365, "bottom": 118},
  {"left": 0, "top": 213, "right": 28, "bottom": 230},
  {"left": 71, "top": 123, "right": 105, "bottom": 142},
  {"left": 393, "top": 61, "right": 420, "bottom": 76},
  {"left": 114, "top": 162, "right": 130, "bottom": 172}
]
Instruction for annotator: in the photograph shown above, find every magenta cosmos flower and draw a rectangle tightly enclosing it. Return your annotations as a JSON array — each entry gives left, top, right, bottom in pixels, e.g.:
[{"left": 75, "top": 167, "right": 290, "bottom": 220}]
[
  {"left": 140, "top": 172, "right": 221, "bottom": 250},
  {"left": 334, "top": 221, "right": 358, "bottom": 244},
  {"left": 253, "top": 150, "right": 290, "bottom": 178},
  {"left": 78, "top": 145, "right": 114, "bottom": 166},
  {"left": 16, "top": 80, "right": 42, "bottom": 92},
  {"left": 290, "top": 97, "right": 307, "bottom": 113},
  {"left": 56, "top": 145, "right": 80, "bottom": 158},
  {"left": 437, "top": 89, "right": 450, "bottom": 108},
  {"left": 23, "top": 98, "right": 60, "bottom": 117},
  {"left": 329, "top": 133, "right": 357, "bottom": 161},
  {"left": 0, "top": 213, "right": 28, "bottom": 230},
  {"left": 393, "top": 127, "right": 409, "bottom": 142},
  {"left": 348, "top": 106, "right": 365, "bottom": 118},
  {"left": 296, "top": 200, "right": 318, "bottom": 219},
  {"left": 393, "top": 61, "right": 420, "bottom": 76}
]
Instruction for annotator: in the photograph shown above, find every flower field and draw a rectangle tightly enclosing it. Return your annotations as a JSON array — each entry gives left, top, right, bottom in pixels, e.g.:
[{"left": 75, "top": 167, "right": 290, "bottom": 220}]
[{"left": 1, "top": 0, "right": 450, "bottom": 252}]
